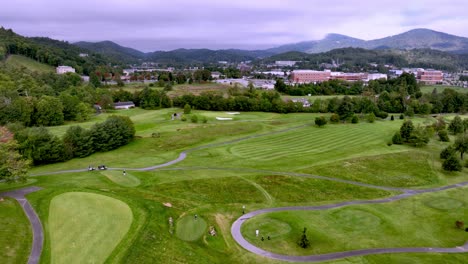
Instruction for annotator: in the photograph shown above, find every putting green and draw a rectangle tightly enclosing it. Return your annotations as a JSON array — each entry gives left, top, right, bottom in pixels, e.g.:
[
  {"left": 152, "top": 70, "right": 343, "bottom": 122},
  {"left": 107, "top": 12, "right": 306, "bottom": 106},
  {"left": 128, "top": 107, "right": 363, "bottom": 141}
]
[
  {"left": 424, "top": 197, "right": 464, "bottom": 211},
  {"left": 101, "top": 171, "right": 141, "bottom": 187},
  {"left": 49, "top": 192, "right": 133, "bottom": 264},
  {"left": 176, "top": 215, "right": 207, "bottom": 241}
]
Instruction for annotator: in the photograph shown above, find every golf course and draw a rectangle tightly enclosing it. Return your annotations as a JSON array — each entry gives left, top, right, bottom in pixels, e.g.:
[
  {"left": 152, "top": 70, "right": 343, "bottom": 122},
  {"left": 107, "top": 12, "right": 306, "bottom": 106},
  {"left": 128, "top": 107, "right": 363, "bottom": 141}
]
[{"left": 1, "top": 108, "right": 468, "bottom": 263}]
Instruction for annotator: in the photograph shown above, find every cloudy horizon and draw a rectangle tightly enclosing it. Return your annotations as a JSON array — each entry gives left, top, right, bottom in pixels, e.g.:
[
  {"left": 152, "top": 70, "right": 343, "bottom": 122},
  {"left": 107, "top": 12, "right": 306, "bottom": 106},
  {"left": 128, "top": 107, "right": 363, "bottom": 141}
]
[{"left": 1, "top": 0, "right": 467, "bottom": 52}]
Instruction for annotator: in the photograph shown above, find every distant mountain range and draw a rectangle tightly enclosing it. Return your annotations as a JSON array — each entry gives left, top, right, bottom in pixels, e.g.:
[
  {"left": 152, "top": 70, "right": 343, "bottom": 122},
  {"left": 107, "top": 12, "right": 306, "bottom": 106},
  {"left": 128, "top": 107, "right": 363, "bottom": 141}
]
[
  {"left": 266, "top": 29, "right": 468, "bottom": 54},
  {"left": 72, "top": 28, "right": 468, "bottom": 65}
]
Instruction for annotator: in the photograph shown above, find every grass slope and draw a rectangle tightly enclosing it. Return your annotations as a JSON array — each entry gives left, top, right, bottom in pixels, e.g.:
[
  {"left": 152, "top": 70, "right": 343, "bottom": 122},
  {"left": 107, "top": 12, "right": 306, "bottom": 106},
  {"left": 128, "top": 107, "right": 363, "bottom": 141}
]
[
  {"left": 49, "top": 192, "right": 133, "bottom": 264},
  {"left": 5, "top": 55, "right": 54, "bottom": 73},
  {"left": 0, "top": 198, "right": 32, "bottom": 264},
  {"left": 101, "top": 171, "right": 141, "bottom": 187}
]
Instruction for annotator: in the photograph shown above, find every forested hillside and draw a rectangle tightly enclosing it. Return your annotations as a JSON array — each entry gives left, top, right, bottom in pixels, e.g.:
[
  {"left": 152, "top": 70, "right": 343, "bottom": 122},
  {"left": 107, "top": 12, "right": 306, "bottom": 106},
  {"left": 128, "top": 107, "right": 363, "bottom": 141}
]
[{"left": 0, "top": 27, "right": 126, "bottom": 75}]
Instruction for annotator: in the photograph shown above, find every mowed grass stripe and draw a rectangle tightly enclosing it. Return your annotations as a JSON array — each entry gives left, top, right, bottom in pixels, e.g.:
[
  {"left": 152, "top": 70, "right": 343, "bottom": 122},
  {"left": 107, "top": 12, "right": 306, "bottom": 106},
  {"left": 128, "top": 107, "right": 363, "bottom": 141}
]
[
  {"left": 231, "top": 126, "right": 379, "bottom": 159},
  {"left": 49, "top": 192, "right": 133, "bottom": 264}
]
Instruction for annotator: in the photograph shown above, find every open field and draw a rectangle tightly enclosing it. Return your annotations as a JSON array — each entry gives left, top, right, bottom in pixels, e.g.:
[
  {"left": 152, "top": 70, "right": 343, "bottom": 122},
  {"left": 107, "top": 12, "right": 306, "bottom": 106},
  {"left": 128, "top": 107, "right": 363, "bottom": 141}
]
[
  {"left": 0, "top": 198, "right": 32, "bottom": 264},
  {"left": 3, "top": 108, "right": 468, "bottom": 263},
  {"left": 168, "top": 82, "right": 232, "bottom": 97},
  {"left": 5, "top": 55, "right": 54, "bottom": 73},
  {"left": 420, "top": 85, "right": 468, "bottom": 94},
  {"left": 49, "top": 192, "right": 133, "bottom": 264}
]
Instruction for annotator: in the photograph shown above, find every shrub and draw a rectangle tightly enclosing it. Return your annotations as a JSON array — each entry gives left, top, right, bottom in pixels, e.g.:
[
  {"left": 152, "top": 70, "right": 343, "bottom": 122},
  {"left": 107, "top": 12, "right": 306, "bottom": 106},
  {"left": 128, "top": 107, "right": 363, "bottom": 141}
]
[
  {"left": 367, "top": 113, "right": 376, "bottom": 123},
  {"left": 392, "top": 132, "right": 403, "bottom": 144},
  {"left": 456, "top": 220, "right": 465, "bottom": 229},
  {"left": 390, "top": 115, "right": 394, "bottom": 121},
  {"left": 376, "top": 111, "right": 388, "bottom": 119},
  {"left": 351, "top": 115, "right": 359, "bottom": 124},
  {"left": 399, "top": 114, "right": 404, "bottom": 120},
  {"left": 181, "top": 116, "right": 187, "bottom": 122},
  {"left": 329, "top": 114, "right": 340, "bottom": 123},
  {"left": 442, "top": 154, "right": 462, "bottom": 171},
  {"left": 184, "top": 103, "right": 192, "bottom": 114},
  {"left": 315, "top": 116, "right": 327, "bottom": 127},
  {"left": 438, "top": 130, "right": 450, "bottom": 142},
  {"left": 440, "top": 146, "right": 455, "bottom": 159},
  {"left": 191, "top": 115, "right": 198, "bottom": 123},
  {"left": 202, "top": 116, "right": 208, "bottom": 123}
]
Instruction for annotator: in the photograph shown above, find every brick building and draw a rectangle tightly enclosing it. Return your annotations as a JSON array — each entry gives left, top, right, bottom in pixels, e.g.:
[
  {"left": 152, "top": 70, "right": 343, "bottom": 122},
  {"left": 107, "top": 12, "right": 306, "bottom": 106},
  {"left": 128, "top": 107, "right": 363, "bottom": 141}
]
[{"left": 417, "top": 70, "right": 443, "bottom": 85}]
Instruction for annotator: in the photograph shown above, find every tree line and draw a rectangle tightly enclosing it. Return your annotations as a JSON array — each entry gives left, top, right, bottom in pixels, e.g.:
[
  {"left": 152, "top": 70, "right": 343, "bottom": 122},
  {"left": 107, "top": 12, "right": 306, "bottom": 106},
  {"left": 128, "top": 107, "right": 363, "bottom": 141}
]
[{"left": 11, "top": 115, "right": 135, "bottom": 165}]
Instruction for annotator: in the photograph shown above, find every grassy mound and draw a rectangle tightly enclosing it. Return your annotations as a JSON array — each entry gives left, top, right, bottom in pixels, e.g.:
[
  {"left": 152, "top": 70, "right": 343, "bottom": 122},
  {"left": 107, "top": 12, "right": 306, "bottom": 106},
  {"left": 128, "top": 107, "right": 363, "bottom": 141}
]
[
  {"left": 176, "top": 215, "right": 207, "bottom": 241},
  {"left": 0, "top": 198, "right": 31, "bottom": 264},
  {"left": 49, "top": 192, "right": 133, "bottom": 264},
  {"left": 101, "top": 171, "right": 140, "bottom": 187}
]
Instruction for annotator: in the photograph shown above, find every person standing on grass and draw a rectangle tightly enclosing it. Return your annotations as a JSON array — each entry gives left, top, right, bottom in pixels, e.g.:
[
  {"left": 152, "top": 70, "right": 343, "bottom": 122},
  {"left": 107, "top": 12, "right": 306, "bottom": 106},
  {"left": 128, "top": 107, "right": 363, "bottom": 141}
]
[{"left": 123, "top": 169, "right": 126, "bottom": 176}]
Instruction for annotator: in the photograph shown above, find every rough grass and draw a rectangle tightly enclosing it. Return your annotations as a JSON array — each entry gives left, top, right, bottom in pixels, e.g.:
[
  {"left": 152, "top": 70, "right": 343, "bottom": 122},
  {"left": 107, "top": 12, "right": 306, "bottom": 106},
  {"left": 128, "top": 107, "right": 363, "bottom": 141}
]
[
  {"left": 6, "top": 55, "right": 54, "bottom": 73},
  {"left": 176, "top": 215, "right": 207, "bottom": 241},
  {"left": 101, "top": 171, "right": 141, "bottom": 187},
  {"left": 250, "top": 175, "right": 394, "bottom": 205},
  {"left": 49, "top": 192, "right": 133, "bottom": 264},
  {"left": 0, "top": 198, "right": 32, "bottom": 264},
  {"left": 242, "top": 187, "right": 468, "bottom": 256},
  {"left": 305, "top": 151, "right": 440, "bottom": 187}
]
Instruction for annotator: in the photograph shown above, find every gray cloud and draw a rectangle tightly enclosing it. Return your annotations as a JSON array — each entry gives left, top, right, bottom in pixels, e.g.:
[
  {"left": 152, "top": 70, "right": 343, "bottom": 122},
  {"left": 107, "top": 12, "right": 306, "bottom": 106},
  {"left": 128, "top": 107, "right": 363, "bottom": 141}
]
[{"left": 1, "top": 0, "right": 467, "bottom": 51}]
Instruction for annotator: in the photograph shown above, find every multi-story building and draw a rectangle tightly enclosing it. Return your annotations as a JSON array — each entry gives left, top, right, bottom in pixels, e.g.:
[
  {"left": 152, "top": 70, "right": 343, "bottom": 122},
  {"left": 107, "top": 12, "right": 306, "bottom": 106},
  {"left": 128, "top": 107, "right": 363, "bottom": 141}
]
[
  {"left": 275, "top": 61, "right": 297, "bottom": 67},
  {"left": 56, "top": 66, "right": 75, "bottom": 74},
  {"left": 417, "top": 69, "right": 443, "bottom": 85},
  {"left": 291, "top": 70, "right": 331, "bottom": 83}
]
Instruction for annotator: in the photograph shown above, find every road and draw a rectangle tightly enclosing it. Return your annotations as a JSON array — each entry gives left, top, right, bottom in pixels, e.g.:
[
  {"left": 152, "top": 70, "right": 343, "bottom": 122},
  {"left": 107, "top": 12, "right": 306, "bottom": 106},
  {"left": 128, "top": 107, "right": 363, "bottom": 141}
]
[{"left": 1, "top": 187, "right": 43, "bottom": 264}]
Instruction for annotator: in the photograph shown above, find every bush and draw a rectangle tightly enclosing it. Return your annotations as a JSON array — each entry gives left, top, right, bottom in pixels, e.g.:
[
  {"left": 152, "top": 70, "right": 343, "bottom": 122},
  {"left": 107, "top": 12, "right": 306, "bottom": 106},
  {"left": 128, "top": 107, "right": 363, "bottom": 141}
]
[
  {"left": 438, "top": 130, "right": 450, "bottom": 142},
  {"left": 191, "top": 115, "right": 198, "bottom": 123},
  {"left": 183, "top": 103, "right": 192, "bottom": 114},
  {"left": 399, "top": 114, "right": 404, "bottom": 120},
  {"left": 392, "top": 132, "right": 403, "bottom": 144},
  {"left": 315, "top": 116, "right": 327, "bottom": 127},
  {"left": 202, "top": 116, "right": 208, "bottom": 123},
  {"left": 351, "top": 115, "right": 359, "bottom": 124},
  {"left": 390, "top": 115, "right": 394, "bottom": 121},
  {"left": 367, "top": 113, "right": 376, "bottom": 123},
  {"left": 329, "top": 114, "right": 340, "bottom": 123},
  {"left": 442, "top": 154, "right": 462, "bottom": 171},
  {"left": 181, "top": 116, "right": 187, "bottom": 122},
  {"left": 375, "top": 111, "right": 388, "bottom": 119},
  {"left": 440, "top": 146, "right": 456, "bottom": 159}
]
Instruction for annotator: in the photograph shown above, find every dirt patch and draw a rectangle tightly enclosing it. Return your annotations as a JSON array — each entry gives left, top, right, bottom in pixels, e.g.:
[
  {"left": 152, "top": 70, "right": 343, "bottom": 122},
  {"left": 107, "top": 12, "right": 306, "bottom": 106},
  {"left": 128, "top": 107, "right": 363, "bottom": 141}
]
[
  {"left": 163, "top": 202, "right": 172, "bottom": 208},
  {"left": 0, "top": 197, "right": 4, "bottom": 202}
]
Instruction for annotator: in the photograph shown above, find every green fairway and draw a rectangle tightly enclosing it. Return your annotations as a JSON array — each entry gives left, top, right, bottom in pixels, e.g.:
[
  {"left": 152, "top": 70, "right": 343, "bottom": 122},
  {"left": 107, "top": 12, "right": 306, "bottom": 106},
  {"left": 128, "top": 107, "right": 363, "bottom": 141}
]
[
  {"left": 6, "top": 55, "right": 54, "bottom": 73},
  {"left": 176, "top": 215, "right": 208, "bottom": 241},
  {"left": 241, "top": 187, "right": 468, "bottom": 256},
  {"left": 49, "top": 192, "right": 133, "bottom": 264},
  {"left": 0, "top": 198, "right": 32, "bottom": 264},
  {"left": 101, "top": 171, "right": 141, "bottom": 187}
]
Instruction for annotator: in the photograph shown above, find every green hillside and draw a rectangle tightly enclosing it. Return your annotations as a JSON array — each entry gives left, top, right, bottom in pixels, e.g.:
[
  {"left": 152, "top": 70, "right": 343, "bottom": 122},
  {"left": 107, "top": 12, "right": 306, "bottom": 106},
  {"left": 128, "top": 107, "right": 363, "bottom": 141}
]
[{"left": 6, "top": 54, "right": 54, "bottom": 73}]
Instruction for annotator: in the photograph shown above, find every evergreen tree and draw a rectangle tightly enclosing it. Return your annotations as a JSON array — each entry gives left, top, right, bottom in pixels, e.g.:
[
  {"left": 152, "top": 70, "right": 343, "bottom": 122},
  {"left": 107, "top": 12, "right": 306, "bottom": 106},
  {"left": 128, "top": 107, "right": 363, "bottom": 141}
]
[
  {"left": 298, "top": 227, "right": 310, "bottom": 249},
  {"left": 448, "top": 116, "right": 464, "bottom": 135}
]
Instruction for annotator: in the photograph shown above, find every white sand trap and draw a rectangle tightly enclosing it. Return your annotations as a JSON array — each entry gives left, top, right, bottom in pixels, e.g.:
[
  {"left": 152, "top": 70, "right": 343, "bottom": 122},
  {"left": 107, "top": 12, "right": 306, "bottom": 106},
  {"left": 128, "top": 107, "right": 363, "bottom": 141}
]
[
  {"left": 216, "top": 117, "right": 233, "bottom": 120},
  {"left": 226, "top": 112, "right": 240, "bottom": 115},
  {"left": 163, "top": 202, "right": 173, "bottom": 207}
]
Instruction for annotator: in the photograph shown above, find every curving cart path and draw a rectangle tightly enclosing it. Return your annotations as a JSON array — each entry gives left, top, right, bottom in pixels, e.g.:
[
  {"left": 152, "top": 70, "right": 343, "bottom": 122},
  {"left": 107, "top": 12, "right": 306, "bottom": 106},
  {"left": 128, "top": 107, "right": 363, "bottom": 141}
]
[
  {"left": 23, "top": 122, "right": 468, "bottom": 262},
  {"left": 1, "top": 186, "right": 43, "bottom": 264}
]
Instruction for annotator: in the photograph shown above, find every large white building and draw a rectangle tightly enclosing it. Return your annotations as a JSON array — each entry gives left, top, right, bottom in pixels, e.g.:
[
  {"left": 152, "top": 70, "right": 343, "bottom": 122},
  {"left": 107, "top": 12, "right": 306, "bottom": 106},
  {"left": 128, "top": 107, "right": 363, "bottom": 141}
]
[
  {"left": 275, "top": 61, "right": 297, "bottom": 67},
  {"left": 56, "top": 66, "right": 75, "bottom": 74}
]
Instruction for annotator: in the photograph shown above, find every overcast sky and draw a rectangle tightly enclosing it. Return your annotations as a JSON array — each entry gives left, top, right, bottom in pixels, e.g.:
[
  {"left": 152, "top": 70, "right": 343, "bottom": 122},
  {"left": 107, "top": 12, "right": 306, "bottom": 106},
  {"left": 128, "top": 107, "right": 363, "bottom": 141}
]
[{"left": 1, "top": 0, "right": 467, "bottom": 52}]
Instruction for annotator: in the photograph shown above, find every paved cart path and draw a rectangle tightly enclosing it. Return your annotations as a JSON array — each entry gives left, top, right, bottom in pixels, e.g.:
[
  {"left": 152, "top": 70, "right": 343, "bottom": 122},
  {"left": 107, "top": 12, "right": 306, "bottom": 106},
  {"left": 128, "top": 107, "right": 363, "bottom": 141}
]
[{"left": 1, "top": 187, "right": 43, "bottom": 264}]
